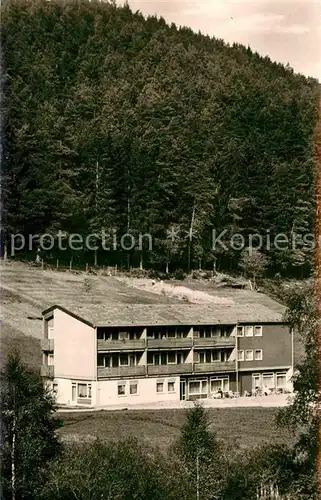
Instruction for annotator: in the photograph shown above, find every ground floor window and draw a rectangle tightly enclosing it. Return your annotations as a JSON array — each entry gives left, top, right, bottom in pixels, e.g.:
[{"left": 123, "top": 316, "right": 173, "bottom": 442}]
[
  {"left": 252, "top": 372, "right": 285, "bottom": 392},
  {"left": 156, "top": 380, "right": 164, "bottom": 393},
  {"left": 130, "top": 382, "right": 138, "bottom": 395},
  {"left": 168, "top": 380, "right": 176, "bottom": 393},
  {"left": 117, "top": 383, "right": 126, "bottom": 396},
  {"left": 262, "top": 373, "right": 275, "bottom": 389},
  {"left": 188, "top": 379, "right": 207, "bottom": 397},
  {"left": 72, "top": 382, "right": 92, "bottom": 402},
  {"left": 276, "top": 372, "right": 287, "bottom": 389},
  {"left": 210, "top": 376, "right": 229, "bottom": 393}
]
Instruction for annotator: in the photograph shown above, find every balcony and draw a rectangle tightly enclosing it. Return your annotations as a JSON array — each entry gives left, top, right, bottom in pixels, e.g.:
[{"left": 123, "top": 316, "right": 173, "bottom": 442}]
[
  {"left": 97, "top": 339, "right": 146, "bottom": 351},
  {"left": 40, "top": 365, "right": 54, "bottom": 378},
  {"left": 147, "top": 338, "right": 193, "bottom": 349},
  {"left": 97, "top": 366, "right": 146, "bottom": 378},
  {"left": 41, "top": 338, "right": 55, "bottom": 351},
  {"left": 194, "top": 361, "right": 235, "bottom": 373},
  {"left": 193, "top": 337, "right": 235, "bottom": 348},
  {"left": 147, "top": 363, "right": 193, "bottom": 376}
]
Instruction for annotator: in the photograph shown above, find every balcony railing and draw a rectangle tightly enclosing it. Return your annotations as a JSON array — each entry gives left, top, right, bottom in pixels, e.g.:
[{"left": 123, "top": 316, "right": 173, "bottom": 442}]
[
  {"left": 147, "top": 363, "right": 193, "bottom": 376},
  {"left": 97, "top": 366, "right": 146, "bottom": 378},
  {"left": 41, "top": 365, "right": 54, "bottom": 378},
  {"left": 193, "top": 337, "right": 235, "bottom": 348},
  {"left": 41, "top": 338, "right": 55, "bottom": 351},
  {"left": 97, "top": 339, "right": 145, "bottom": 351},
  {"left": 194, "top": 361, "right": 235, "bottom": 373},
  {"left": 147, "top": 338, "right": 193, "bottom": 349}
]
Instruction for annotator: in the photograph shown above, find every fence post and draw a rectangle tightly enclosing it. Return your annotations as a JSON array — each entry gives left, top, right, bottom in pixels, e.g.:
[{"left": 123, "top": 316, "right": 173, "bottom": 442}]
[
  {"left": 86, "top": 263, "right": 88, "bottom": 273},
  {"left": 69, "top": 258, "right": 72, "bottom": 271},
  {"left": 56, "top": 259, "right": 59, "bottom": 269}
]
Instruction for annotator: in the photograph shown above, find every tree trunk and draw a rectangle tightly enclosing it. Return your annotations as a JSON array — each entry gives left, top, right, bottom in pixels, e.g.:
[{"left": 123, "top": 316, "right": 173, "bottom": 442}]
[
  {"left": 166, "top": 262, "right": 169, "bottom": 274},
  {"left": 94, "top": 248, "right": 98, "bottom": 267},
  {"left": 12, "top": 414, "right": 16, "bottom": 500},
  {"left": 139, "top": 253, "right": 143, "bottom": 271},
  {"left": 196, "top": 451, "right": 200, "bottom": 500},
  {"left": 187, "top": 203, "right": 196, "bottom": 272}
]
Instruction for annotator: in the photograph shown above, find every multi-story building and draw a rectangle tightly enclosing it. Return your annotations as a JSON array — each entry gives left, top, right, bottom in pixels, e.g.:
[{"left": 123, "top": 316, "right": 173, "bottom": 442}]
[{"left": 41, "top": 302, "right": 293, "bottom": 407}]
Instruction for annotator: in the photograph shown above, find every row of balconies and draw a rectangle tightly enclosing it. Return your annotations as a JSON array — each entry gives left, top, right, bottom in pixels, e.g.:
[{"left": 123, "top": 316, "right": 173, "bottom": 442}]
[
  {"left": 97, "top": 361, "right": 235, "bottom": 378},
  {"left": 97, "top": 336, "right": 235, "bottom": 351},
  {"left": 40, "top": 361, "right": 236, "bottom": 379},
  {"left": 41, "top": 336, "right": 235, "bottom": 354}
]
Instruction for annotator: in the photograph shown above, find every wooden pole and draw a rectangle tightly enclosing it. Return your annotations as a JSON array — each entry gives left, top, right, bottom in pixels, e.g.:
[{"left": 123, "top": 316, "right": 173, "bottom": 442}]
[
  {"left": 56, "top": 259, "right": 59, "bottom": 269},
  {"left": 86, "top": 263, "right": 88, "bottom": 273},
  {"left": 69, "top": 258, "right": 72, "bottom": 271}
]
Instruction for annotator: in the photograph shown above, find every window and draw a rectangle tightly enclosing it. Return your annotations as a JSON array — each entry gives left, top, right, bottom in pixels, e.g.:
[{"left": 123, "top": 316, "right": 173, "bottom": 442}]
[
  {"left": 167, "top": 352, "right": 176, "bottom": 364},
  {"left": 237, "top": 350, "right": 244, "bottom": 361},
  {"left": 245, "top": 326, "right": 254, "bottom": 337},
  {"left": 254, "top": 326, "right": 263, "bottom": 337},
  {"left": 130, "top": 382, "right": 138, "bottom": 395},
  {"left": 72, "top": 383, "right": 76, "bottom": 401},
  {"left": 199, "top": 352, "right": 205, "bottom": 363},
  {"left": 147, "top": 352, "right": 154, "bottom": 364},
  {"left": 221, "top": 351, "right": 229, "bottom": 362},
  {"left": 210, "top": 376, "right": 229, "bottom": 393},
  {"left": 254, "top": 349, "right": 263, "bottom": 361},
  {"left": 252, "top": 374, "right": 262, "bottom": 391},
  {"left": 97, "top": 354, "right": 105, "bottom": 367},
  {"left": 237, "top": 326, "right": 244, "bottom": 337},
  {"left": 245, "top": 349, "right": 253, "bottom": 361},
  {"left": 78, "top": 383, "right": 87, "bottom": 398},
  {"left": 175, "top": 352, "right": 183, "bottom": 364},
  {"left": 212, "top": 351, "right": 220, "bottom": 362},
  {"left": 219, "top": 327, "right": 228, "bottom": 337},
  {"left": 112, "top": 354, "right": 119, "bottom": 367},
  {"left": 168, "top": 381, "right": 175, "bottom": 393},
  {"left": 119, "top": 354, "right": 129, "bottom": 366},
  {"left": 263, "top": 373, "right": 275, "bottom": 389},
  {"left": 118, "top": 383, "right": 126, "bottom": 396},
  {"left": 189, "top": 381, "right": 201, "bottom": 394},
  {"left": 276, "top": 372, "right": 287, "bottom": 389},
  {"left": 156, "top": 381, "right": 164, "bottom": 393},
  {"left": 201, "top": 380, "right": 208, "bottom": 393},
  {"left": 77, "top": 383, "right": 91, "bottom": 399}
]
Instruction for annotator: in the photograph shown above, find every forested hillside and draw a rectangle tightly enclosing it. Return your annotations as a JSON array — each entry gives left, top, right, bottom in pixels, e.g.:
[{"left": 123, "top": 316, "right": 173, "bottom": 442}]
[{"left": 1, "top": 0, "right": 319, "bottom": 275}]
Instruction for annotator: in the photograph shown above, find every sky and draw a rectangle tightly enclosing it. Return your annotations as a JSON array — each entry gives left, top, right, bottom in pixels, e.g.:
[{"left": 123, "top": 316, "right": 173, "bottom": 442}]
[{"left": 122, "top": 0, "right": 321, "bottom": 80}]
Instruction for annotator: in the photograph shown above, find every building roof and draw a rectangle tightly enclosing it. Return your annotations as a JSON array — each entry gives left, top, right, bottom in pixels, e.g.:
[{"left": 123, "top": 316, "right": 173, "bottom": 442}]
[{"left": 42, "top": 302, "right": 286, "bottom": 328}]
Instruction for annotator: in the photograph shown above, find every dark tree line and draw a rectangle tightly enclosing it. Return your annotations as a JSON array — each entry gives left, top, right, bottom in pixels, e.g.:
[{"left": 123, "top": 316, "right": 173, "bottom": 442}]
[{"left": 1, "top": 0, "right": 319, "bottom": 275}]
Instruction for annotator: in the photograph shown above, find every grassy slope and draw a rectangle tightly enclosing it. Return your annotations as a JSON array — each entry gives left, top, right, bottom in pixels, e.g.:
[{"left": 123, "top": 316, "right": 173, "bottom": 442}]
[{"left": 58, "top": 407, "right": 295, "bottom": 452}]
